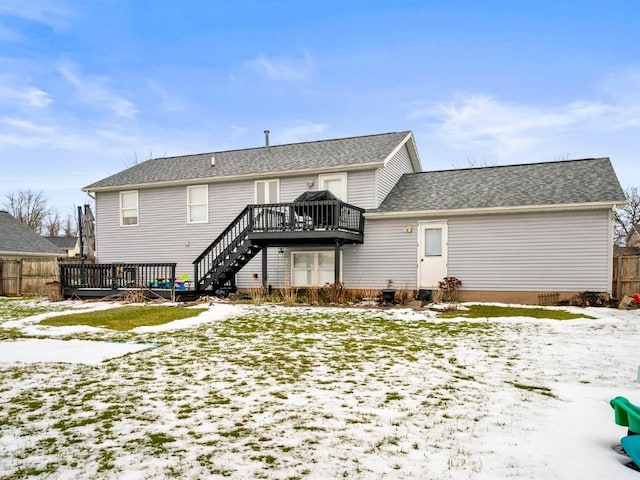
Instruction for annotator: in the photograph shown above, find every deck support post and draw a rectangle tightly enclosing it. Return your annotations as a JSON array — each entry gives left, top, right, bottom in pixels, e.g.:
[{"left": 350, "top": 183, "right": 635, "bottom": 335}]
[
  {"left": 334, "top": 241, "right": 341, "bottom": 286},
  {"left": 262, "top": 248, "right": 268, "bottom": 293}
]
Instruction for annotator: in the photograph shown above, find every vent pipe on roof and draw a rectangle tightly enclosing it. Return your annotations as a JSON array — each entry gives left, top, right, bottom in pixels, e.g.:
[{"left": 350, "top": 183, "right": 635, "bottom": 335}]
[
  {"left": 210, "top": 155, "right": 215, "bottom": 167},
  {"left": 264, "top": 130, "right": 270, "bottom": 148}
]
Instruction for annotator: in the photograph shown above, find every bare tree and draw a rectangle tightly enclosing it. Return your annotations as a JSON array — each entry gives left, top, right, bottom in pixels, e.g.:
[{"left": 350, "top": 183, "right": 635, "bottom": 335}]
[
  {"left": 451, "top": 156, "right": 498, "bottom": 169},
  {"left": 552, "top": 153, "right": 574, "bottom": 161},
  {"left": 63, "top": 214, "right": 75, "bottom": 237},
  {"left": 614, "top": 187, "right": 640, "bottom": 246},
  {"left": 4, "top": 190, "right": 50, "bottom": 233},
  {"left": 43, "top": 210, "right": 62, "bottom": 236}
]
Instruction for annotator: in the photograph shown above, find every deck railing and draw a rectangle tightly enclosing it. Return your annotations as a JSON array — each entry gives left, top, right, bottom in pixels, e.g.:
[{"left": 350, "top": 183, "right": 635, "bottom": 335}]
[
  {"left": 249, "top": 200, "right": 365, "bottom": 233},
  {"left": 60, "top": 262, "right": 177, "bottom": 290},
  {"left": 193, "top": 200, "right": 365, "bottom": 290}
]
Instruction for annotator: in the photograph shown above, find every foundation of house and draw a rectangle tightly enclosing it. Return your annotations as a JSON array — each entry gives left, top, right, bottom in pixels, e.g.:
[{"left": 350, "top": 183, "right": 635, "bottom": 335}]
[
  {"left": 207, "top": 287, "right": 599, "bottom": 307},
  {"left": 456, "top": 290, "right": 578, "bottom": 305}
]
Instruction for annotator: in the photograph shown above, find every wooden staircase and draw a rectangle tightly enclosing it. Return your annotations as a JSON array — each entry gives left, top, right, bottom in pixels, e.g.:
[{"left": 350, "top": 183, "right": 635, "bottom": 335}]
[
  {"left": 193, "top": 200, "right": 366, "bottom": 293},
  {"left": 193, "top": 206, "right": 261, "bottom": 292}
]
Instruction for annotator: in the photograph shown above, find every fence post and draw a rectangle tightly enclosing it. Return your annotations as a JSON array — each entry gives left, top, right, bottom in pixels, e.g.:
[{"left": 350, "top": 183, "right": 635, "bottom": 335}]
[
  {"left": 616, "top": 255, "right": 622, "bottom": 298},
  {"left": 0, "top": 260, "right": 3, "bottom": 295},
  {"left": 171, "top": 264, "right": 176, "bottom": 302},
  {"left": 17, "top": 259, "right": 22, "bottom": 296},
  {"left": 111, "top": 264, "right": 117, "bottom": 289}
]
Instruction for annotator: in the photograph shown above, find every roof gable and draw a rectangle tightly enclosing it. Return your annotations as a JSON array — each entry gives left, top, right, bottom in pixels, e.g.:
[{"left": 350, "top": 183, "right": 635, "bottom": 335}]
[
  {"left": 375, "top": 158, "right": 626, "bottom": 213},
  {"left": 0, "top": 212, "right": 64, "bottom": 256},
  {"left": 85, "top": 131, "right": 416, "bottom": 191}
]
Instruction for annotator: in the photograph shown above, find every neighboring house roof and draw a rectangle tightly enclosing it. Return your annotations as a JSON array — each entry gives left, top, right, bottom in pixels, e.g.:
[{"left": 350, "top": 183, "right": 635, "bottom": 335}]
[
  {"left": 0, "top": 211, "right": 64, "bottom": 256},
  {"left": 373, "top": 158, "right": 626, "bottom": 215},
  {"left": 84, "top": 131, "right": 419, "bottom": 191},
  {"left": 44, "top": 236, "right": 79, "bottom": 250}
]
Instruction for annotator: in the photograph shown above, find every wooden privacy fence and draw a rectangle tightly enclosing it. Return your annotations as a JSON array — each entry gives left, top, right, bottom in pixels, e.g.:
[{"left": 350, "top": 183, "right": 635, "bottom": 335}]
[
  {"left": 0, "top": 258, "right": 60, "bottom": 296},
  {"left": 613, "top": 255, "right": 640, "bottom": 298}
]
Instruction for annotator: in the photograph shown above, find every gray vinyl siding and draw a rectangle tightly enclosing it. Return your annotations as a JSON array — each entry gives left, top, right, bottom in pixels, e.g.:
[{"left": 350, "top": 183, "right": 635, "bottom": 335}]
[
  {"left": 339, "top": 209, "right": 613, "bottom": 292},
  {"left": 95, "top": 181, "right": 254, "bottom": 279},
  {"left": 96, "top": 187, "right": 216, "bottom": 280},
  {"left": 236, "top": 248, "right": 287, "bottom": 288},
  {"left": 345, "top": 170, "right": 376, "bottom": 209},
  {"left": 446, "top": 210, "right": 613, "bottom": 291},
  {"left": 342, "top": 217, "right": 419, "bottom": 289},
  {"left": 375, "top": 145, "right": 414, "bottom": 206},
  {"left": 277, "top": 175, "right": 312, "bottom": 202},
  {"left": 95, "top": 171, "right": 381, "bottom": 284},
  {"left": 96, "top": 181, "right": 613, "bottom": 293}
]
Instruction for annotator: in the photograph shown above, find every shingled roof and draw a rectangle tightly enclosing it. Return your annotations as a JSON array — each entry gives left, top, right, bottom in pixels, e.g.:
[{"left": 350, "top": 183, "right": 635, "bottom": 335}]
[
  {"left": 0, "top": 211, "right": 64, "bottom": 256},
  {"left": 374, "top": 158, "right": 625, "bottom": 213},
  {"left": 84, "top": 131, "right": 415, "bottom": 191},
  {"left": 44, "top": 236, "right": 78, "bottom": 250}
]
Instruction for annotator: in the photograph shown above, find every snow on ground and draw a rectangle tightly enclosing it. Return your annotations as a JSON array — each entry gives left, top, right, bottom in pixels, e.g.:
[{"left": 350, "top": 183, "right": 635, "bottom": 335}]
[
  {"left": 0, "top": 300, "right": 639, "bottom": 479},
  {"left": 0, "top": 339, "right": 157, "bottom": 365}
]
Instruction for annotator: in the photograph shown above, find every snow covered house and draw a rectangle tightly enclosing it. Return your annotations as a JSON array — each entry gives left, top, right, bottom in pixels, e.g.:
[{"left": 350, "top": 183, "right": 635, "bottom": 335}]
[{"left": 80, "top": 131, "right": 625, "bottom": 303}]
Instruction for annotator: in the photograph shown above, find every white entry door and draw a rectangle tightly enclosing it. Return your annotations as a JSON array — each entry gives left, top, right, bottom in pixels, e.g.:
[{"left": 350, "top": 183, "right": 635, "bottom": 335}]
[{"left": 419, "top": 221, "right": 448, "bottom": 288}]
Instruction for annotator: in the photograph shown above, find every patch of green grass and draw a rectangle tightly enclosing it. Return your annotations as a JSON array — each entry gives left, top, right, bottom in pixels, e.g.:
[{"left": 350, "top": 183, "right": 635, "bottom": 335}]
[
  {"left": 8, "top": 463, "right": 58, "bottom": 479},
  {"left": 507, "top": 381, "right": 558, "bottom": 398},
  {"left": 0, "top": 297, "right": 70, "bottom": 322},
  {"left": 39, "top": 305, "right": 207, "bottom": 331},
  {"left": 0, "top": 328, "right": 26, "bottom": 340},
  {"left": 384, "top": 391, "right": 404, "bottom": 403},
  {"left": 439, "top": 304, "right": 595, "bottom": 320},
  {"left": 149, "top": 432, "right": 176, "bottom": 446},
  {"left": 219, "top": 426, "right": 253, "bottom": 438}
]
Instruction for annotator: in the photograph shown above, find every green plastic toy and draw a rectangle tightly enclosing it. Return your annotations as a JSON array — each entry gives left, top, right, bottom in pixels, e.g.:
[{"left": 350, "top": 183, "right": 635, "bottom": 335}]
[{"left": 610, "top": 396, "right": 640, "bottom": 434}]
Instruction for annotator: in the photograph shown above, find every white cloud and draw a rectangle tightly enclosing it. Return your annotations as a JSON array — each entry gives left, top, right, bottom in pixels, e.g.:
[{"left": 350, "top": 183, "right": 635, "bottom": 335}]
[
  {"left": 0, "top": 76, "right": 52, "bottom": 108},
  {"left": 245, "top": 51, "right": 313, "bottom": 82},
  {"left": 0, "top": 116, "right": 142, "bottom": 153},
  {"left": 0, "top": 117, "right": 97, "bottom": 150},
  {"left": 59, "top": 63, "right": 138, "bottom": 118},
  {"left": 0, "top": 0, "right": 73, "bottom": 30},
  {"left": 412, "top": 74, "right": 640, "bottom": 158}
]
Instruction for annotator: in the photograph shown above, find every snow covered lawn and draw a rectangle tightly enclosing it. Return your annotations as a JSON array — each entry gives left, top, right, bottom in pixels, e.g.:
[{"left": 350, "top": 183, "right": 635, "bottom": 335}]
[{"left": 0, "top": 300, "right": 639, "bottom": 479}]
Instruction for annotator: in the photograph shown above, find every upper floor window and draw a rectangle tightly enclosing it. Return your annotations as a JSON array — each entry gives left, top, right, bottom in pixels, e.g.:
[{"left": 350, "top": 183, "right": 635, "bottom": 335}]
[
  {"left": 255, "top": 179, "right": 279, "bottom": 204},
  {"left": 120, "top": 190, "right": 138, "bottom": 226},
  {"left": 187, "top": 185, "right": 208, "bottom": 223},
  {"left": 318, "top": 172, "right": 347, "bottom": 201}
]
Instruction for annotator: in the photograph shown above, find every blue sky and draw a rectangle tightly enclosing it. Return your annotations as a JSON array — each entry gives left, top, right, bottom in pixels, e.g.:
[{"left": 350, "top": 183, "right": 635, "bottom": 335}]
[{"left": 1, "top": 0, "right": 639, "bottom": 217}]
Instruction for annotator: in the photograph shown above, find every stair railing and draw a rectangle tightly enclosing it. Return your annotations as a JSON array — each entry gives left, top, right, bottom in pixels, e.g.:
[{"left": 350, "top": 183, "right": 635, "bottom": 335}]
[
  {"left": 193, "top": 200, "right": 365, "bottom": 290},
  {"left": 193, "top": 206, "right": 253, "bottom": 290}
]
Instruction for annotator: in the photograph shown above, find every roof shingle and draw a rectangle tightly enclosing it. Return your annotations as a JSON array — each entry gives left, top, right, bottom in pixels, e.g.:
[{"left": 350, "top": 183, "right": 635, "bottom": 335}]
[
  {"left": 376, "top": 158, "right": 625, "bottom": 212},
  {"left": 85, "top": 131, "right": 412, "bottom": 190},
  {"left": 0, "top": 212, "right": 64, "bottom": 256}
]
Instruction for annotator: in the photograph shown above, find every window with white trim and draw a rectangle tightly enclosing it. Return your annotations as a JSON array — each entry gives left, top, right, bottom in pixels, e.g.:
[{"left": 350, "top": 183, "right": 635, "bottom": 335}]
[
  {"left": 291, "top": 251, "right": 337, "bottom": 286},
  {"left": 187, "top": 185, "right": 208, "bottom": 223},
  {"left": 255, "top": 179, "right": 279, "bottom": 204},
  {"left": 424, "top": 228, "right": 443, "bottom": 256},
  {"left": 120, "top": 190, "right": 138, "bottom": 226},
  {"left": 318, "top": 172, "right": 347, "bottom": 201}
]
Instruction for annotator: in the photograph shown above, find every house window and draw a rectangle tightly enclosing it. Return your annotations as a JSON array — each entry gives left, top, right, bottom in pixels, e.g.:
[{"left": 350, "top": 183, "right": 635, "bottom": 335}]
[
  {"left": 187, "top": 185, "right": 208, "bottom": 223},
  {"left": 318, "top": 172, "right": 347, "bottom": 201},
  {"left": 291, "top": 251, "right": 336, "bottom": 286},
  {"left": 120, "top": 190, "right": 138, "bottom": 226},
  {"left": 424, "top": 228, "right": 442, "bottom": 256},
  {"left": 255, "top": 179, "right": 279, "bottom": 204}
]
